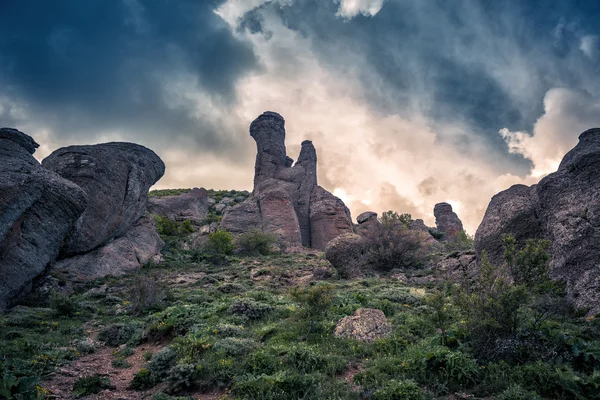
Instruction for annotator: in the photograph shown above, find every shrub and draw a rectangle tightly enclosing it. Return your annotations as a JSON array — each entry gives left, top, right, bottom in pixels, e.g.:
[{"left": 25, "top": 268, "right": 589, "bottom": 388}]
[
  {"left": 74, "top": 338, "right": 97, "bottom": 354},
  {"left": 230, "top": 299, "right": 273, "bottom": 320},
  {"left": 372, "top": 379, "right": 425, "bottom": 400},
  {"left": 206, "top": 230, "right": 234, "bottom": 256},
  {"left": 496, "top": 384, "right": 541, "bottom": 400},
  {"left": 0, "top": 373, "right": 40, "bottom": 399},
  {"left": 50, "top": 292, "right": 78, "bottom": 316},
  {"left": 111, "top": 358, "right": 131, "bottom": 369},
  {"left": 232, "top": 370, "right": 320, "bottom": 400},
  {"left": 380, "top": 211, "right": 412, "bottom": 227},
  {"left": 167, "top": 363, "right": 198, "bottom": 393},
  {"left": 155, "top": 215, "right": 195, "bottom": 236},
  {"left": 128, "top": 274, "right": 169, "bottom": 315},
  {"left": 97, "top": 323, "right": 142, "bottom": 347},
  {"left": 201, "top": 212, "right": 222, "bottom": 225},
  {"left": 148, "top": 348, "right": 178, "bottom": 380},
  {"left": 129, "top": 368, "right": 154, "bottom": 390},
  {"left": 445, "top": 230, "right": 474, "bottom": 252},
  {"left": 72, "top": 374, "right": 114, "bottom": 397},
  {"left": 367, "top": 224, "right": 427, "bottom": 271},
  {"left": 236, "top": 230, "right": 277, "bottom": 256}
]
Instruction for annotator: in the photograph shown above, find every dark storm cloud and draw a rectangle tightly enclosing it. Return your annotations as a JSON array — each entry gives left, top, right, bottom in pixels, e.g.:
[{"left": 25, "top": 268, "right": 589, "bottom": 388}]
[
  {"left": 0, "top": 0, "right": 258, "bottom": 157},
  {"left": 240, "top": 0, "right": 600, "bottom": 175}
]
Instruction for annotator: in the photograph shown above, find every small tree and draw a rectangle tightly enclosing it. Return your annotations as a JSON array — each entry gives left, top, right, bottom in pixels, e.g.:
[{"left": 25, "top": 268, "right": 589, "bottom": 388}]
[
  {"left": 367, "top": 223, "right": 426, "bottom": 271},
  {"left": 207, "top": 230, "right": 234, "bottom": 256},
  {"left": 380, "top": 210, "right": 412, "bottom": 227}
]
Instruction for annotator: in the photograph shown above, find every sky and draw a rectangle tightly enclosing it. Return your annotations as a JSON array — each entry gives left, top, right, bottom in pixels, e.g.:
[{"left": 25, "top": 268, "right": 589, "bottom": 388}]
[{"left": 1, "top": 0, "right": 600, "bottom": 233}]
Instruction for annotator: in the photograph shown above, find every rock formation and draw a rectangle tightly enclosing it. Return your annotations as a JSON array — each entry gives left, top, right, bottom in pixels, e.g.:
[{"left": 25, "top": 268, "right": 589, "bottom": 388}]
[
  {"left": 0, "top": 128, "right": 87, "bottom": 310},
  {"left": 434, "top": 202, "right": 464, "bottom": 240},
  {"left": 222, "top": 112, "right": 353, "bottom": 249},
  {"left": 325, "top": 233, "right": 370, "bottom": 278},
  {"left": 334, "top": 308, "right": 391, "bottom": 342},
  {"left": 43, "top": 142, "right": 165, "bottom": 255},
  {"left": 475, "top": 128, "right": 600, "bottom": 314},
  {"left": 148, "top": 187, "right": 209, "bottom": 225}
]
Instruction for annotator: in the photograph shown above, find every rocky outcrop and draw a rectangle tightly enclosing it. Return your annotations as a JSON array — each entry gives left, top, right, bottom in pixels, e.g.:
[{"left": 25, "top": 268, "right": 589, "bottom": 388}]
[
  {"left": 222, "top": 112, "right": 353, "bottom": 249},
  {"left": 43, "top": 142, "right": 165, "bottom": 255},
  {"left": 474, "top": 184, "right": 540, "bottom": 266},
  {"left": 0, "top": 128, "right": 87, "bottom": 310},
  {"left": 309, "top": 186, "right": 354, "bottom": 250},
  {"left": 148, "top": 187, "right": 209, "bottom": 225},
  {"left": 434, "top": 202, "right": 464, "bottom": 240},
  {"left": 51, "top": 216, "right": 164, "bottom": 282},
  {"left": 475, "top": 128, "right": 600, "bottom": 314},
  {"left": 334, "top": 308, "right": 391, "bottom": 342},
  {"left": 325, "top": 233, "right": 370, "bottom": 278}
]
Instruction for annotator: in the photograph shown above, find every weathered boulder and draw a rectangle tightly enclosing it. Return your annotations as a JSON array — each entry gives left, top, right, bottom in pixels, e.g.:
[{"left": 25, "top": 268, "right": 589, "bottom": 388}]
[
  {"left": 222, "top": 112, "right": 353, "bottom": 249},
  {"left": 50, "top": 216, "right": 164, "bottom": 282},
  {"left": 43, "top": 142, "right": 165, "bottom": 255},
  {"left": 325, "top": 233, "right": 370, "bottom": 278},
  {"left": 334, "top": 308, "right": 391, "bottom": 342},
  {"left": 309, "top": 186, "right": 354, "bottom": 250},
  {"left": 0, "top": 128, "right": 87, "bottom": 310},
  {"left": 434, "top": 202, "right": 464, "bottom": 240},
  {"left": 475, "top": 128, "right": 600, "bottom": 314},
  {"left": 356, "top": 211, "right": 380, "bottom": 238},
  {"left": 474, "top": 184, "right": 540, "bottom": 266},
  {"left": 148, "top": 187, "right": 208, "bottom": 225}
]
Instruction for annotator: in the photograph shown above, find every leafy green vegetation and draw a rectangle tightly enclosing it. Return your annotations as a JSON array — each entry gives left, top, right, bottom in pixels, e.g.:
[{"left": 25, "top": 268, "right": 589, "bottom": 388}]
[
  {"left": 1, "top": 230, "right": 599, "bottom": 399},
  {"left": 148, "top": 188, "right": 192, "bottom": 197}
]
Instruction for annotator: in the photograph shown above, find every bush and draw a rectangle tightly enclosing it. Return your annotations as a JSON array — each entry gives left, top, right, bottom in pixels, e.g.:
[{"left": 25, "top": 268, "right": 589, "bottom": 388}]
[
  {"left": 50, "top": 292, "right": 78, "bottom": 316},
  {"left": 167, "top": 363, "right": 198, "bottom": 393},
  {"left": 155, "top": 215, "right": 195, "bottom": 236},
  {"left": 74, "top": 338, "right": 97, "bottom": 355},
  {"left": 129, "top": 368, "right": 154, "bottom": 390},
  {"left": 97, "top": 323, "right": 142, "bottom": 347},
  {"left": 380, "top": 211, "right": 412, "bottom": 227},
  {"left": 206, "top": 230, "right": 234, "bottom": 256},
  {"left": 128, "top": 274, "right": 169, "bottom": 316},
  {"left": 496, "top": 384, "right": 541, "bottom": 400},
  {"left": 445, "top": 230, "right": 474, "bottom": 252},
  {"left": 236, "top": 230, "right": 277, "bottom": 256},
  {"left": 232, "top": 370, "right": 320, "bottom": 400},
  {"left": 72, "top": 374, "right": 114, "bottom": 397},
  {"left": 367, "top": 224, "right": 427, "bottom": 271},
  {"left": 230, "top": 299, "right": 273, "bottom": 320},
  {"left": 0, "top": 373, "right": 40, "bottom": 399},
  {"left": 372, "top": 379, "right": 425, "bottom": 400},
  {"left": 148, "top": 348, "right": 178, "bottom": 380}
]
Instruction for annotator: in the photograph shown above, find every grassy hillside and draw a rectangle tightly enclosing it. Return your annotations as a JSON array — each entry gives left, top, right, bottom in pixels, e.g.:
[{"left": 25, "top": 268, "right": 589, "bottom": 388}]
[{"left": 1, "top": 225, "right": 599, "bottom": 399}]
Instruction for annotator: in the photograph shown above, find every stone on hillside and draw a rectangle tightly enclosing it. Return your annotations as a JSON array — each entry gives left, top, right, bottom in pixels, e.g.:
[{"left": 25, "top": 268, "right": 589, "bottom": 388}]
[
  {"left": 325, "top": 233, "right": 370, "bottom": 278},
  {"left": 148, "top": 187, "right": 209, "bottom": 225},
  {"left": 221, "top": 112, "right": 353, "bottom": 249},
  {"left": 215, "top": 203, "right": 229, "bottom": 215},
  {"left": 356, "top": 211, "right": 380, "bottom": 237},
  {"left": 309, "top": 186, "right": 354, "bottom": 250},
  {"left": 334, "top": 308, "right": 391, "bottom": 342},
  {"left": 357, "top": 211, "right": 378, "bottom": 224},
  {"left": 0, "top": 128, "right": 87, "bottom": 310},
  {"left": 434, "top": 202, "right": 464, "bottom": 240},
  {"left": 475, "top": 128, "right": 600, "bottom": 314},
  {"left": 43, "top": 142, "right": 165, "bottom": 254},
  {"left": 50, "top": 216, "right": 164, "bottom": 282}
]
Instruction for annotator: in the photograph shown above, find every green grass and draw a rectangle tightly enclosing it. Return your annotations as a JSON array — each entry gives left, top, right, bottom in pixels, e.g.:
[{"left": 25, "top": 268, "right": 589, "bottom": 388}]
[{"left": 2, "top": 237, "right": 600, "bottom": 399}]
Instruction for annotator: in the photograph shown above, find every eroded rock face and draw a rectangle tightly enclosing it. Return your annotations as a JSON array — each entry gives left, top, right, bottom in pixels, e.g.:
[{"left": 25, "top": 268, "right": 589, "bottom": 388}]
[
  {"left": 434, "top": 202, "right": 464, "bottom": 240},
  {"left": 50, "top": 216, "right": 164, "bottom": 282},
  {"left": 0, "top": 128, "right": 87, "bottom": 310},
  {"left": 334, "top": 308, "right": 391, "bottom": 342},
  {"left": 43, "top": 142, "right": 165, "bottom": 255},
  {"left": 148, "top": 187, "right": 209, "bottom": 225},
  {"left": 475, "top": 128, "right": 600, "bottom": 314},
  {"left": 474, "top": 184, "right": 540, "bottom": 266},
  {"left": 222, "top": 112, "right": 353, "bottom": 249}
]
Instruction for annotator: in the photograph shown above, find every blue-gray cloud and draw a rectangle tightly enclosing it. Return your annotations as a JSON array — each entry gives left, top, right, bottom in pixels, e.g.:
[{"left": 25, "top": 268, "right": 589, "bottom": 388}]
[{"left": 0, "top": 0, "right": 258, "bottom": 155}]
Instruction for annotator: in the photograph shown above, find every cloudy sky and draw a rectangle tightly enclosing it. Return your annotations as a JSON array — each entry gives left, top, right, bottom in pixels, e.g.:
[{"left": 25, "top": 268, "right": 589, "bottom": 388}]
[{"left": 2, "top": 0, "right": 600, "bottom": 233}]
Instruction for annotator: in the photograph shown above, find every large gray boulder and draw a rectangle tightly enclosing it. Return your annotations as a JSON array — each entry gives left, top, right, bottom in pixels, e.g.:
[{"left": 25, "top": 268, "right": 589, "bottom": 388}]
[
  {"left": 50, "top": 216, "right": 164, "bottom": 282},
  {"left": 43, "top": 142, "right": 165, "bottom": 255},
  {"left": 475, "top": 128, "right": 600, "bottom": 314},
  {"left": 325, "top": 233, "right": 370, "bottom": 278},
  {"left": 222, "top": 112, "right": 353, "bottom": 249},
  {"left": 474, "top": 184, "right": 541, "bottom": 266},
  {"left": 0, "top": 128, "right": 87, "bottom": 310},
  {"left": 148, "top": 187, "right": 209, "bottom": 225}
]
